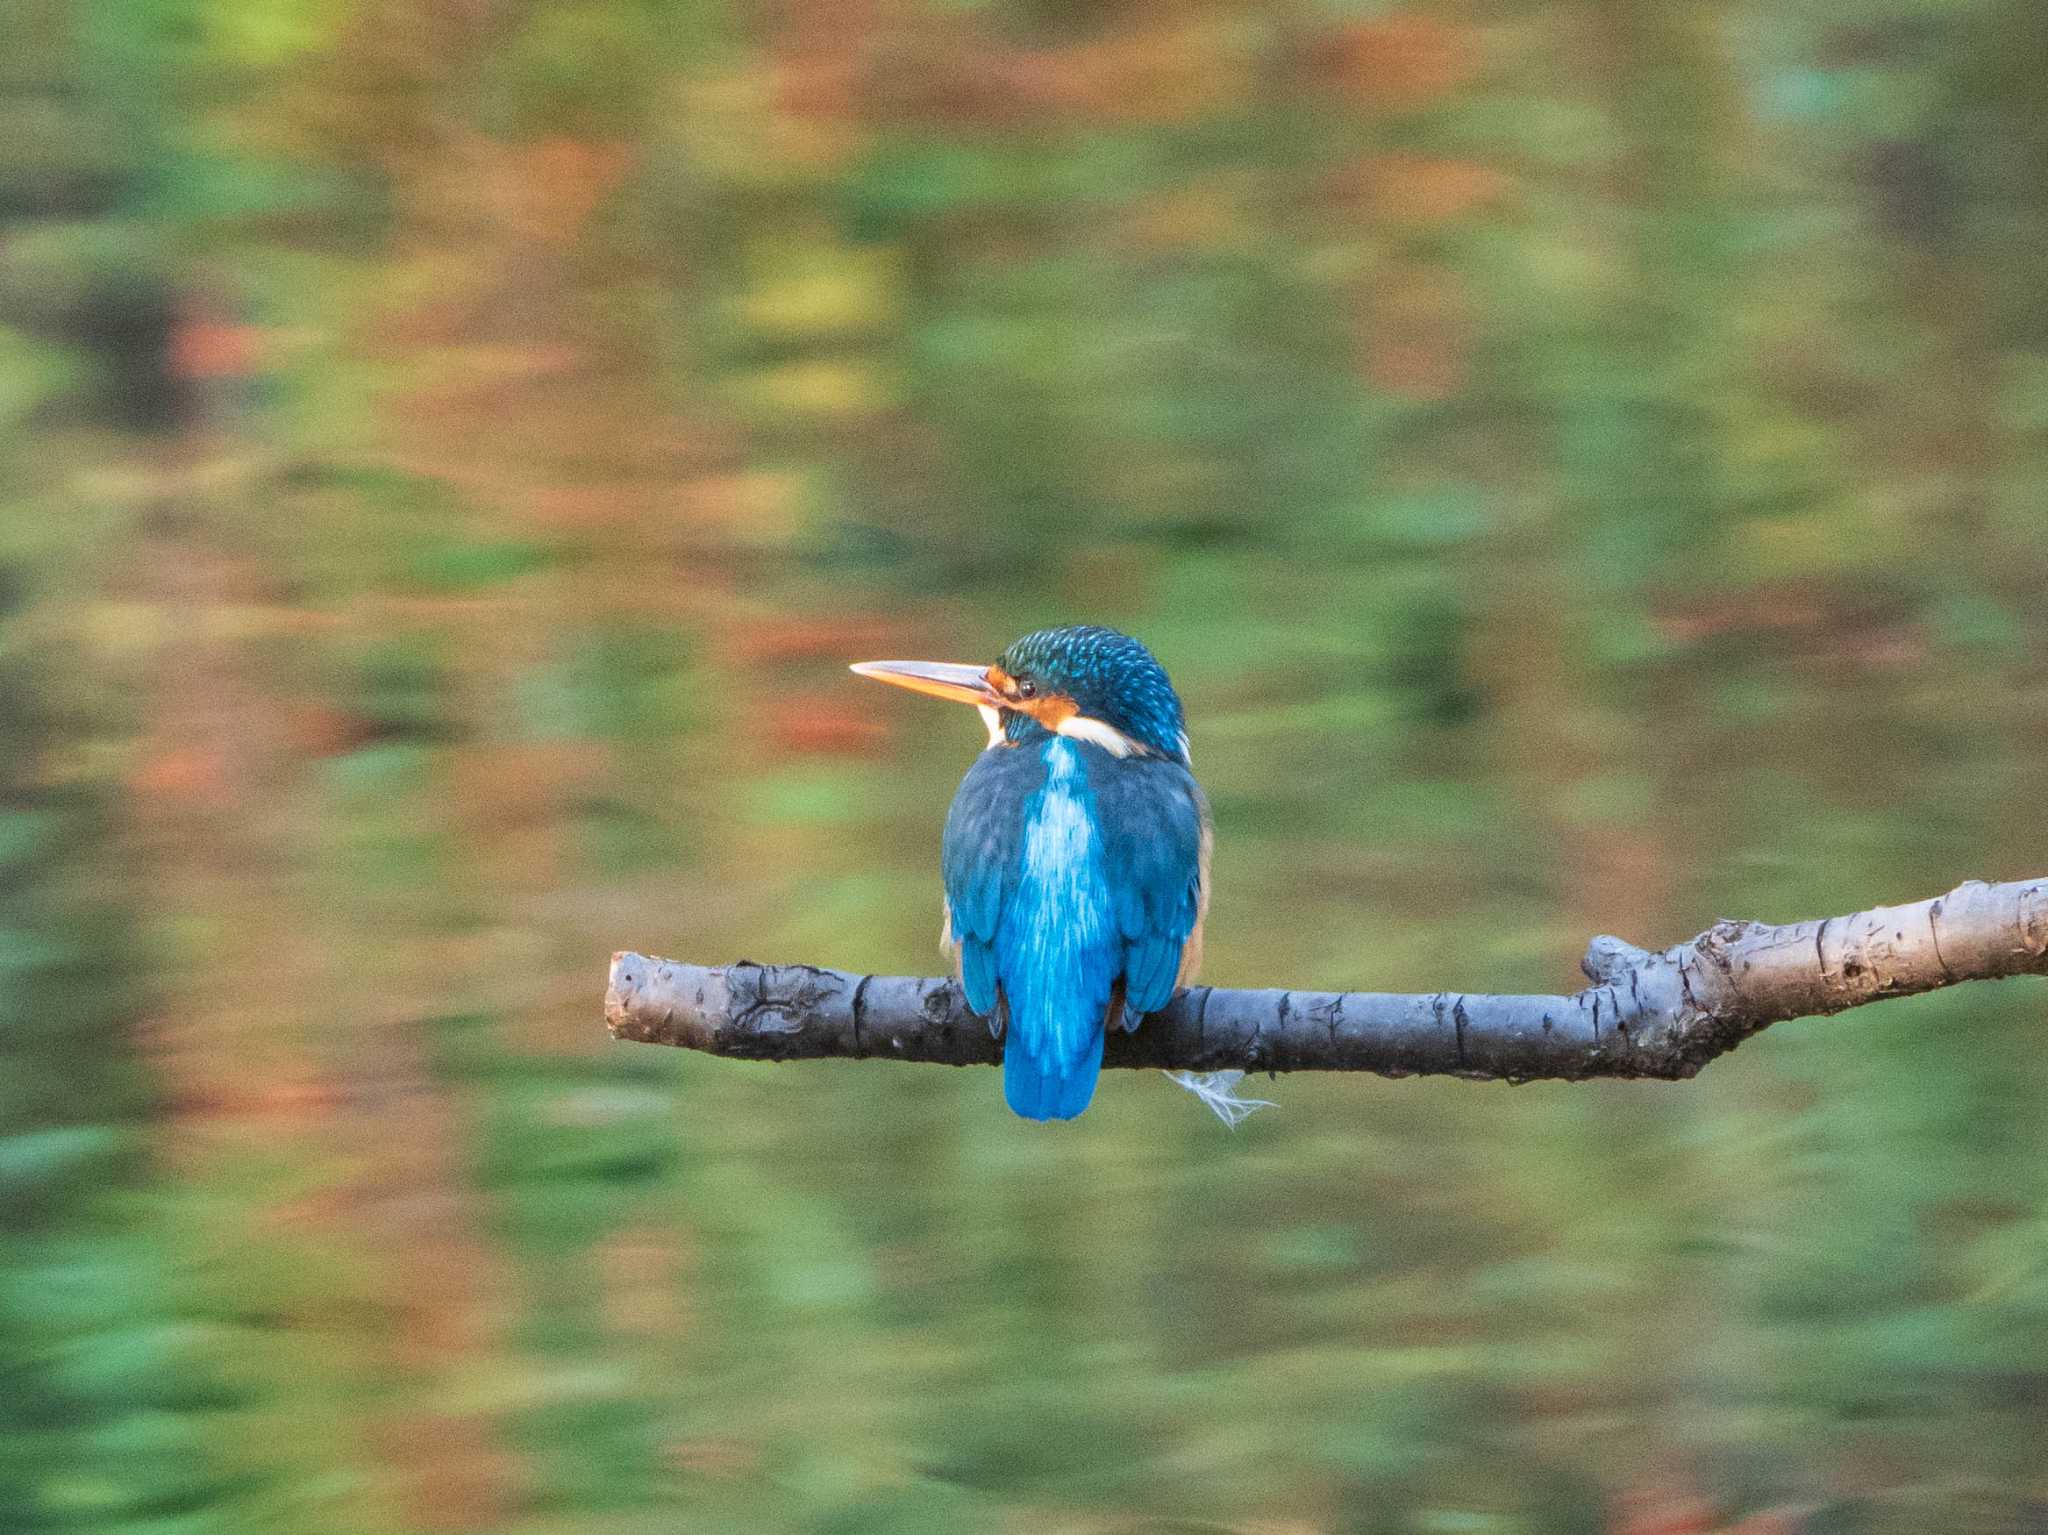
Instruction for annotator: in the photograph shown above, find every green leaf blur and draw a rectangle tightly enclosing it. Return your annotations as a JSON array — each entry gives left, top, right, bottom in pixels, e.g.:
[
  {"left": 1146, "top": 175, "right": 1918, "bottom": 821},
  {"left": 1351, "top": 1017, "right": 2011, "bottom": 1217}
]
[{"left": 3, "top": 0, "right": 2047, "bottom": 1531}]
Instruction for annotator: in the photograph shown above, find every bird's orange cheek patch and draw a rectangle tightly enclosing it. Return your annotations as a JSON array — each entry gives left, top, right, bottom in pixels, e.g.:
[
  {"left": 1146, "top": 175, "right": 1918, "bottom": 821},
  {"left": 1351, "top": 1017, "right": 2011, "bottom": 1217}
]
[
  {"left": 985, "top": 667, "right": 1079, "bottom": 731},
  {"left": 1022, "top": 695, "right": 1079, "bottom": 731}
]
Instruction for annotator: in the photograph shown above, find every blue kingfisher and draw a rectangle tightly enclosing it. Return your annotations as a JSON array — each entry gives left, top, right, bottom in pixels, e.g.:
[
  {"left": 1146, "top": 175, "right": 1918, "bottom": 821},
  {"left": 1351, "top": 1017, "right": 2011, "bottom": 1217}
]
[{"left": 852, "top": 626, "right": 1210, "bottom": 1120}]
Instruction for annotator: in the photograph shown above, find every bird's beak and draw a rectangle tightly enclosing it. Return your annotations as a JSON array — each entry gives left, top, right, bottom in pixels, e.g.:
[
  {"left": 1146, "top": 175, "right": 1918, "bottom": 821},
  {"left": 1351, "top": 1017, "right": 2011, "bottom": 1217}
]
[{"left": 848, "top": 659, "right": 1002, "bottom": 709}]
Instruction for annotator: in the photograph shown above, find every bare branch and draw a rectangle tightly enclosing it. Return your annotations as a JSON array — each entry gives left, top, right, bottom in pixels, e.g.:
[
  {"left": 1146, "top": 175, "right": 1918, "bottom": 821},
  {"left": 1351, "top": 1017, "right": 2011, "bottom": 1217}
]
[{"left": 604, "top": 877, "right": 2048, "bottom": 1082}]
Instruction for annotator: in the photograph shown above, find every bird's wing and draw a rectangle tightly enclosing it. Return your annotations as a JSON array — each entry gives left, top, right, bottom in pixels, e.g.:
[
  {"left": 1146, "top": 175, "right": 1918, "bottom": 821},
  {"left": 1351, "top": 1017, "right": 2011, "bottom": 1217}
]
[
  {"left": 1090, "top": 756, "right": 1209, "bottom": 1021},
  {"left": 940, "top": 745, "right": 1044, "bottom": 1020}
]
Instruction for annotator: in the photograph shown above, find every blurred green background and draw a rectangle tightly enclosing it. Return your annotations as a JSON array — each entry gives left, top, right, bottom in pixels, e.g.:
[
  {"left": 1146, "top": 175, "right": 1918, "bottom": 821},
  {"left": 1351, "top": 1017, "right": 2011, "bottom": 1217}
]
[{"left": 5, "top": 1, "right": 2048, "bottom": 1531}]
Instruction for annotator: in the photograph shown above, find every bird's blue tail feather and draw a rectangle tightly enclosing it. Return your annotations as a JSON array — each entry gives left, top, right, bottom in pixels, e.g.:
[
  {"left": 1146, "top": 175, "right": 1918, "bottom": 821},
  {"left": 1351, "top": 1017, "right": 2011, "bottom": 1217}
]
[{"left": 1003, "top": 1022, "right": 1104, "bottom": 1121}]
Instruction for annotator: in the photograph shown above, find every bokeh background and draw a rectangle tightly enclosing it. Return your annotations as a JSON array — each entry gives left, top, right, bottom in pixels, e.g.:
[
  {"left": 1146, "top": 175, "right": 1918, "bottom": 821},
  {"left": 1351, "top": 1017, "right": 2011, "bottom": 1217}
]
[{"left": 5, "top": 2, "right": 2048, "bottom": 1531}]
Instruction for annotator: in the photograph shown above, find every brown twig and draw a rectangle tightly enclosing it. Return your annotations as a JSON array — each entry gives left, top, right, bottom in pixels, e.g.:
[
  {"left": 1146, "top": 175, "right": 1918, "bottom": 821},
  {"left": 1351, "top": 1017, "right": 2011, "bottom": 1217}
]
[{"left": 604, "top": 877, "right": 2047, "bottom": 1082}]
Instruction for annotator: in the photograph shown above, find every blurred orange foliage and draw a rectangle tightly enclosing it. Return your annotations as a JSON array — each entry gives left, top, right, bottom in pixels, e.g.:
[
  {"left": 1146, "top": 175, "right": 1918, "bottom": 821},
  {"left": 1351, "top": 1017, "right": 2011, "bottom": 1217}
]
[
  {"left": 1036, "top": 18, "right": 1255, "bottom": 126},
  {"left": 763, "top": 694, "right": 891, "bottom": 758},
  {"left": 1308, "top": 13, "right": 1484, "bottom": 112},
  {"left": 130, "top": 744, "right": 230, "bottom": 806},
  {"left": 721, "top": 615, "right": 912, "bottom": 667},
  {"left": 519, "top": 137, "right": 635, "bottom": 244},
  {"left": 1335, "top": 151, "right": 1511, "bottom": 226},
  {"left": 170, "top": 318, "right": 270, "bottom": 380}
]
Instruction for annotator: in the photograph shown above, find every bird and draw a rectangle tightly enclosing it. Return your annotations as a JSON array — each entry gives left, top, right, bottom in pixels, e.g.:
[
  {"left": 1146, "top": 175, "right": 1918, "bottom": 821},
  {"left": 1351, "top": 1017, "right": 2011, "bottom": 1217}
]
[{"left": 850, "top": 626, "right": 1210, "bottom": 1121}]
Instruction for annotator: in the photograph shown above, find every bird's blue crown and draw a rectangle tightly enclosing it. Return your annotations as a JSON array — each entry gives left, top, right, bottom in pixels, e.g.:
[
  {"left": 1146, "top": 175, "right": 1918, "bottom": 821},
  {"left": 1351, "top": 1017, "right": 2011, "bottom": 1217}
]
[{"left": 996, "top": 626, "right": 1188, "bottom": 763}]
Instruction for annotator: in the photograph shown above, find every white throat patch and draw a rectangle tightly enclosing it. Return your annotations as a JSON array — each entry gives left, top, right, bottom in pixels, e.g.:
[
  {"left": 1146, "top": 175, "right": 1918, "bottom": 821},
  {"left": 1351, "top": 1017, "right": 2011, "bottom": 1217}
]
[{"left": 1055, "top": 714, "right": 1147, "bottom": 758}]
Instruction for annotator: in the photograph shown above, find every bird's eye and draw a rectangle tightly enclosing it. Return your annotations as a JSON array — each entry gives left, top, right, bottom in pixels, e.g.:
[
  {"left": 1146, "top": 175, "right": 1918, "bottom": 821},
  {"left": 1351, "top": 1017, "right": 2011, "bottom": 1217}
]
[{"left": 1016, "top": 679, "right": 1038, "bottom": 700}]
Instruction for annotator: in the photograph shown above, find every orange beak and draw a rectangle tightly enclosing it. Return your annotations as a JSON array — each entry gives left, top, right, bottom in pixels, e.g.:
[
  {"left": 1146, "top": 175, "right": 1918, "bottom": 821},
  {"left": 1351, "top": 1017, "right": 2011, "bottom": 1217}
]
[{"left": 848, "top": 659, "right": 1003, "bottom": 709}]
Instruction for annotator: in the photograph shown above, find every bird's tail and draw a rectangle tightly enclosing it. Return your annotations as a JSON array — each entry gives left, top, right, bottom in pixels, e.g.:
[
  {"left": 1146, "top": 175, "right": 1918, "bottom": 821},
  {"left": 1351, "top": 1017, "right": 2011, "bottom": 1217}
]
[
  {"left": 1003, "top": 1029, "right": 1103, "bottom": 1121},
  {"left": 1001, "top": 988, "right": 1107, "bottom": 1121}
]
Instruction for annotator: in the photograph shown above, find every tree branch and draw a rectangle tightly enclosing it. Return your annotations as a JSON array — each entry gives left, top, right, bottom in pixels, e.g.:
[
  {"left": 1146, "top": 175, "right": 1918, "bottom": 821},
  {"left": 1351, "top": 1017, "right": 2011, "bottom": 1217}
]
[{"left": 604, "top": 877, "right": 2048, "bottom": 1082}]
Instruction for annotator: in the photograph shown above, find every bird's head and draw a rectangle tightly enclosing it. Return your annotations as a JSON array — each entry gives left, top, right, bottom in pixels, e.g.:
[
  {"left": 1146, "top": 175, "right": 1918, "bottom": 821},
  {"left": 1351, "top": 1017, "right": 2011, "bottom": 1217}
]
[{"left": 851, "top": 625, "right": 1189, "bottom": 763}]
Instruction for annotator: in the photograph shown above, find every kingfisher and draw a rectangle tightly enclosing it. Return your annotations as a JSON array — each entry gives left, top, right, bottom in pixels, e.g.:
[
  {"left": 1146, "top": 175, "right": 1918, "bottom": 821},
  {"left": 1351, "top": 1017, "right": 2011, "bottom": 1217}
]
[{"left": 851, "top": 626, "right": 1210, "bottom": 1121}]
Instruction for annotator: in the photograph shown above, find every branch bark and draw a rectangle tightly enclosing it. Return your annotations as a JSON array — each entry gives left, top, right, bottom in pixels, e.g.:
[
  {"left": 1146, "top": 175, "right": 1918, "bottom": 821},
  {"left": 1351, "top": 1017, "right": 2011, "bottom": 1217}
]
[{"left": 605, "top": 877, "right": 2048, "bottom": 1082}]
